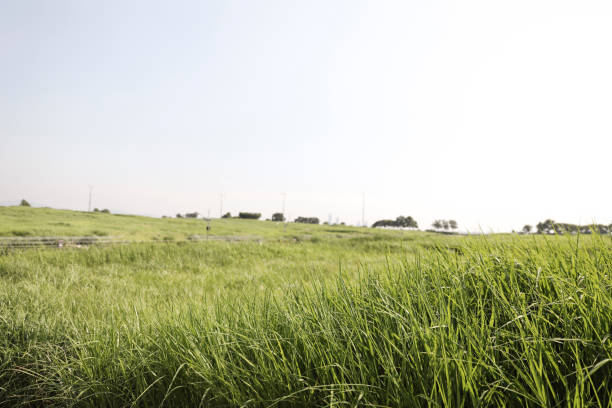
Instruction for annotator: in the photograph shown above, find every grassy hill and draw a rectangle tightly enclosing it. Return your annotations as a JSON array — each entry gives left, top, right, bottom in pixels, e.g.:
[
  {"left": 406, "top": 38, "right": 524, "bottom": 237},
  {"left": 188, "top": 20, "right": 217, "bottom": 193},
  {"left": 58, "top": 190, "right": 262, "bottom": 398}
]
[{"left": 0, "top": 205, "right": 400, "bottom": 242}]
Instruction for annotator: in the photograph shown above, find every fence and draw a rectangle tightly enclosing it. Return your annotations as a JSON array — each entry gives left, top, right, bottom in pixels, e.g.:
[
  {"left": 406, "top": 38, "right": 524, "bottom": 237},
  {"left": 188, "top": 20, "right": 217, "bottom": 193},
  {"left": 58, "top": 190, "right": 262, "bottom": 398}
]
[{"left": 0, "top": 235, "right": 261, "bottom": 250}]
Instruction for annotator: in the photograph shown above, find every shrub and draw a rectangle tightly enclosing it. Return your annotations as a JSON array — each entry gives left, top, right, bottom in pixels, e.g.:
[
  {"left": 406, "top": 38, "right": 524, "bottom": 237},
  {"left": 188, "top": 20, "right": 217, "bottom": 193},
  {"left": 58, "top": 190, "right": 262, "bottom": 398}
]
[
  {"left": 185, "top": 212, "right": 199, "bottom": 218},
  {"left": 93, "top": 208, "right": 100, "bottom": 212},
  {"left": 271, "top": 213, "right": 286, "bottom": 222},
  {"left": 294, "top": 216, "right": 320, "bottom": 224},
  {"left": 101, "top": 209, "right": 110, "bottom": 214},
  {"left": 239, "top": 212, "right": 261, "bottom": 220},
  {"left": 221, "top": 212, "right": 232, "bottom": 219},
  {"left": 19, "top": 199, "right": 31, "bottom": 207},
  {"left": 176, "top": 214, "right": 183, "bottom": 218}
]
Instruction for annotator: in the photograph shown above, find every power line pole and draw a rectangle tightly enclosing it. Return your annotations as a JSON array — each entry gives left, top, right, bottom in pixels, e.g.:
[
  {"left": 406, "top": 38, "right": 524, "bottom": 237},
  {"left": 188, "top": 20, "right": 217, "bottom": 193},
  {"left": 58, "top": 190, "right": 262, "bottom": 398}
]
[
  {"left": 88, "top": 185, "right": 93, "bottom": 212},
  {"left": 361, "top": 192, "right": 365, "bottom": 227}
]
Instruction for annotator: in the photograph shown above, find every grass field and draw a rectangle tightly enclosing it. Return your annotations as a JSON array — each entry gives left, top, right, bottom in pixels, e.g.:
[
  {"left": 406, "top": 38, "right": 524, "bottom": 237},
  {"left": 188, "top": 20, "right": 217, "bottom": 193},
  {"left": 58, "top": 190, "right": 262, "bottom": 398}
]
[
  {"left": 0, "top": 206, "right": 384, "bottom": 242},
  {"left": 1, "top": 207, "right": 611, "bottom": 407}
]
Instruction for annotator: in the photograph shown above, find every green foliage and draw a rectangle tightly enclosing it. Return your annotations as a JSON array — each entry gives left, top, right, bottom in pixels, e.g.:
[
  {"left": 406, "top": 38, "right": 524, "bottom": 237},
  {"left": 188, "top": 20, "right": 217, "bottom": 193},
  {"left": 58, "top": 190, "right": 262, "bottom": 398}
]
[
  {"left": 101, "top": 208, "right": 110, "bottom": 214},
  {"left": 372, "top": 215, "right": 418, "bottom": 228},
  {"left": 536, "top": 219, "right": 610, "bottom": 235},
  {"left": 271, "top": 212, "right": 285, "bottom": 222},
  {"left": 239, "top": 212, "right": 261, "bottom": 220},
  {"left": 294, "top": 216, "right": 319, "bottom": 224},
  {"left": 19, "top": 199, "right": 30, "bottom": 207},
  {"left": 221, "top": 212, "right": 231, "bottom": 218},
  {"left": 184, "top": 212, "right": 199, "bottom": 218},
  {"left": 432, "top": 219, "right": 458, "bottom": 231}
]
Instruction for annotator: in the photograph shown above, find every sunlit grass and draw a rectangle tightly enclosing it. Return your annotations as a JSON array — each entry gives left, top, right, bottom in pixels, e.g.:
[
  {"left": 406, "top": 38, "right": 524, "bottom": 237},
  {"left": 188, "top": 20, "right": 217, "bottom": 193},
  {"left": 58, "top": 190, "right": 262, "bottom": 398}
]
[{"left": 0, "top": 209, "right": 610, "bottom": 406}]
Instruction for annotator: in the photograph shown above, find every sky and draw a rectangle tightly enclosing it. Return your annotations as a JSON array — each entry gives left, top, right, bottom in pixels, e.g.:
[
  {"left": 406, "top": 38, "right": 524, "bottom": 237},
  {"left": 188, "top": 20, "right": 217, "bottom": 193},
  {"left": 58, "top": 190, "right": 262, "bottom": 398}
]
[{"left": 1, "top": 0, "right": 611, "bottom": 232}]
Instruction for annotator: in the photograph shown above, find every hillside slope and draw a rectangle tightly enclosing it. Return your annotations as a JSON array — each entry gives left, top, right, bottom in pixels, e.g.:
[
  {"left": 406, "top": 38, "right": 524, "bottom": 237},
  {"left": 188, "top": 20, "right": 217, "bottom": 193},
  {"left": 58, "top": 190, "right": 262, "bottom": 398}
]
[{"left": 0, "top": 206, "right": 408, "bottom": 242}]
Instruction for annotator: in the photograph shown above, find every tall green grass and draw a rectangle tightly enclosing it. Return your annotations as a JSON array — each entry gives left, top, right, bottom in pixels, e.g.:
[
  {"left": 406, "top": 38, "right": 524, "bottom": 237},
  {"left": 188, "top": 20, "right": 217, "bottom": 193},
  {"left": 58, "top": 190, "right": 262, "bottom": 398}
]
[{"left": 1, "top": 234, "right": 610, "bottom": 407}]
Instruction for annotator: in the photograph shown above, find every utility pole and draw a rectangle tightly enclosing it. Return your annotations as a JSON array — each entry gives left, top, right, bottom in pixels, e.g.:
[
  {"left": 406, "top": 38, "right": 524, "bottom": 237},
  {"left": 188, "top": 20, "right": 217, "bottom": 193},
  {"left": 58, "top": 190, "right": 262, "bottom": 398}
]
[
  {"left": 88, "top": 185, "right": 93, "bottom": 212},
  {"left": 361, "top": 192, "right": 365, "bottom": 227}
]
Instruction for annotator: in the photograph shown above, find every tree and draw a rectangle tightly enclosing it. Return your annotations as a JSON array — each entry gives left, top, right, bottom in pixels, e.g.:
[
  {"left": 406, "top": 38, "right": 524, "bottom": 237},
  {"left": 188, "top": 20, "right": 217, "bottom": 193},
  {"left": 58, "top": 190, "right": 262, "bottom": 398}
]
[
  {"left": 432, "top": 220, "right": 442, "bottom": 229},
  {"left": 372, "top": 219, "right": 396, "bottom": 228},
  {"left": 271, "top": 213, "right": 285, "bottom": 222},
  {"left": 294, "top": 216, "right": 319, "bottom": 224},
  {"left": 372, "top": 215, "right": 418, "bottom": 229},
  {"left": 522, "top": 225, "right": 532, "bottom": 234},
  {"left": 239, "top": 212, "right": 261, "bottom": 220},
  {"left": 449, "top": 220, "right": 458, "bottom": 230},
  {"left": 442, "top": 220, "right": 450, "bottom": 230},
  {"left": 407, "top": 216, "right": 418, "bottom": 229},
  {"left": 19, "top": 199, "right": 31, "bottom": 207},
  {"left": 221, "top": 212, "right": 231, "bottom": 218},
  {"left": 176, "top": 213, "right": 183, "bottom": 218},
  {"left": 93, "top": 208, "right": 100, "bottom": 212},
  {"left": 185, "top": 212, "right": 199, "bottom": 218},
  {"left": 536, "top": 219, "right": 555, "bottom": 234},
  {"left": 101, "top": 209, "right": 110, "bottom": 214}
]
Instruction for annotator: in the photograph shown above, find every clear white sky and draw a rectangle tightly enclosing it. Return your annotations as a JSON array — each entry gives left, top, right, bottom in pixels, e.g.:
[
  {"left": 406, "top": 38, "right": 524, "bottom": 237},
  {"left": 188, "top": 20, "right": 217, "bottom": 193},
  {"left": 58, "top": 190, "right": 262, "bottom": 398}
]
[{"left": 2, "top": 0, "right": 611, "bottom": 231}]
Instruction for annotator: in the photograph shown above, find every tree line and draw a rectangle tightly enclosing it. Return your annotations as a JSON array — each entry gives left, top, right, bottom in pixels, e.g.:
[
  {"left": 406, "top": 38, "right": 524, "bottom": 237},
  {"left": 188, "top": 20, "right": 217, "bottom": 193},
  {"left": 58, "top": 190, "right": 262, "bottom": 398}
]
[
  {"left": 522, "top": 220, "right": 611, "bottom": 235},
  {"left": 431, "top": 219, "right": 458, "bottom": 231},
  {"left": 372, "top": 216, "right": 418, "bottom": 229}
]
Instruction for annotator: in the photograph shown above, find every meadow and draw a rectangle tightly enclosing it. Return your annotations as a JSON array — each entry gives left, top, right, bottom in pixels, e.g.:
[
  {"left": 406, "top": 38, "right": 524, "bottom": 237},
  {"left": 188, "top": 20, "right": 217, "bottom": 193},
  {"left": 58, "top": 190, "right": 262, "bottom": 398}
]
[{"left": 0, "top": 207, "right": 610, "bottom": 407}]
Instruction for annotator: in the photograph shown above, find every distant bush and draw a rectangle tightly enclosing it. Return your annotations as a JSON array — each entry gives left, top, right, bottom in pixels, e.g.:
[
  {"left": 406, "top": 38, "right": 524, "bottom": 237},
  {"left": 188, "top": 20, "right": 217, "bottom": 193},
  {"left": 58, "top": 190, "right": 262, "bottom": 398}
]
[
  {"left": 101, "top": 209, "right": 110, "bottom": 214},
  {"left": 271, "top": 213, "right": 286, "bottom": 222},
  {"left": 185, "top": 212, "right": 199, "bottom": 218},
  {"left": 372, "top": 215, "right": 418, "bottom": 229},
  {"left": 294, "top": 216, "right": 319, "bottom": 224},
  {"left": 19, "top": 199, "right": 31, "bottom": 207},
  {"left": 239, "top": 212, "right": 261, "bottom": 220},
  {"left": 93, "top": 208, "right": 100, "bottom": 212},
  {"left": 176, "top": 214, "right": 183, "bottom": 218},
  {"left": 431, "top": 219, "right": 457, "bottom": 231},
  {"left": 221, "top": 212, "right": 232, "bottom": 219}
]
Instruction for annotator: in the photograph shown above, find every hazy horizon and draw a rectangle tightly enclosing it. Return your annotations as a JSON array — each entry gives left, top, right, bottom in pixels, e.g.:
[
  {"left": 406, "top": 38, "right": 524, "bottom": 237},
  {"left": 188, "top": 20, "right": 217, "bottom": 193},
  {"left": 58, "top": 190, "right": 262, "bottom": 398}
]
[{"left": 2, "top": 0, "right": 611, "bottom": 232}]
